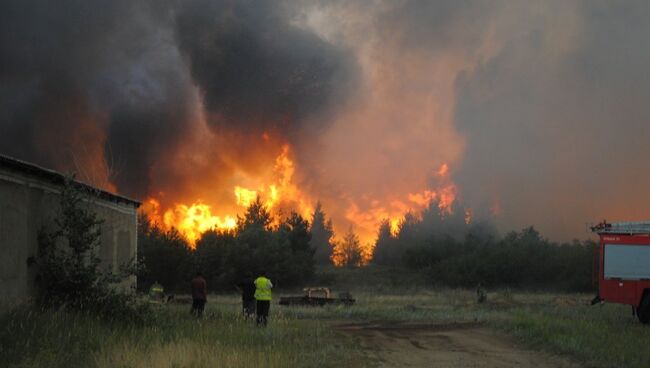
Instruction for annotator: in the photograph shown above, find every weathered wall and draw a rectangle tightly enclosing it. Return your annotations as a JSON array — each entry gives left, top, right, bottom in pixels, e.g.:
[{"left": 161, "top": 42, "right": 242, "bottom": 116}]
[{"left": 0, "top": 167, "right": 137, "bottom": 303}]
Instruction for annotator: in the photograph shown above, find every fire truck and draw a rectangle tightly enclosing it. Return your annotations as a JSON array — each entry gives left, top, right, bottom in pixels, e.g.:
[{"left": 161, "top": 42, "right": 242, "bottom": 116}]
[{"left": 591, "top": 221, "right": 650, "bottom": 323}]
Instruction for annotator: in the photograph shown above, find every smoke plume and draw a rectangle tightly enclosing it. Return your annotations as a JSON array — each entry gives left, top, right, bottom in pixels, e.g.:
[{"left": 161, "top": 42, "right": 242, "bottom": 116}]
[{"left": 1, "top": 0, "right": 649, "bottom": 242}]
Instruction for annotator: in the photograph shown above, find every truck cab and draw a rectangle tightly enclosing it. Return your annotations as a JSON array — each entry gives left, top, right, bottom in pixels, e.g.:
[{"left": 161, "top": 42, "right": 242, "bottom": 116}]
[{"left": 592, "top": 221, "right": 650, "bottom": 323}]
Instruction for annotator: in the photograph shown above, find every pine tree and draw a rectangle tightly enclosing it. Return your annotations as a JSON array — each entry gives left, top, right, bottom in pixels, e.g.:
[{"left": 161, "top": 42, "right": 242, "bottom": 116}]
[
  {"left": 309, "top": 201, "right": 334, "bottom": 264},
  {"left": 237, "top": 196, "right": 273, "bottom": 231},
  {"left": 281, "top": 211, "right": 315, "bottom": 281},
  {"left": 372, "top": 219, "right": 398, "bottom": 265},
  {"left": 334, "top": 226, "right": 363, "bottom": 267}
]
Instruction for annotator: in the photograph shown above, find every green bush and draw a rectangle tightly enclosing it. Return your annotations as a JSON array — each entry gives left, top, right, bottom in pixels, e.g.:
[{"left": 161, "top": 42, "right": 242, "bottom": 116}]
[{"left": 28, "top": 177, "right": 148, "bottom": 322}]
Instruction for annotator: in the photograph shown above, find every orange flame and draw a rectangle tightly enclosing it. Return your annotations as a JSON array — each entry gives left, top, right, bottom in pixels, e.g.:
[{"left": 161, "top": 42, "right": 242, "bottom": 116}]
[
  {"left": 234, "top": 186, "right": 258, "bottom": 208},
  {"left": 142, "top": 145, "right": 314, "bottom": 248},
  {"left": 164, "top": 203, "right": 237, "bottom": 244},
  {"left": 336, "top": 163, "right": 458, "bottom": 264},
  {"left": 143, "top": 146, "right": 461, "bottom": 258}
]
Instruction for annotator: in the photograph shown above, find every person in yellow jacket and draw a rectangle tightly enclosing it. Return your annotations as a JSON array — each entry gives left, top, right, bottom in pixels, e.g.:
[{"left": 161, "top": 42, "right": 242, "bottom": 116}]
[
  {"left": 149, "top": 281, "right": 165, "bottom": 302},
  {"left": 254, "top": 271, "right": 273, "bottom": 327}
]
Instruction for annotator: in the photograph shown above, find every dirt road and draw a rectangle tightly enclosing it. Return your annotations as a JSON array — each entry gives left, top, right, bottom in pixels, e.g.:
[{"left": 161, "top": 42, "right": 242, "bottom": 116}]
[{"left": 336, "top": 321, "right": 577, "bottom": 368}]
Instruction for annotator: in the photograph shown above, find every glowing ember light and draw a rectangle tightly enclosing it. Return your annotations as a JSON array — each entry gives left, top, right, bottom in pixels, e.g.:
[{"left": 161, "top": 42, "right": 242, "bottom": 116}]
[
  {"left": 438, "top": 184, "right": 457, "bottom": 213},
  {"left": 408, "top": 190, "right": 437, "bottom": 206},
  {"left": 141, "top": 198, "right": 163, "bottom": 224},
  {"left": 465, "top": 208, "right": 473, "bottom": 224},
  {"left": 437, "top": 163, "right": 449, "bottom": 176}
]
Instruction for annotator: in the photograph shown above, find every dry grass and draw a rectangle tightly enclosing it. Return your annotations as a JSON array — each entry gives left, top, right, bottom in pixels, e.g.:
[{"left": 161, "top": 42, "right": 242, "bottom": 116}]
[
  {"left": 1, "top": 299, "right": 349, "bottom": 368},
  {"left": 2, "top": 286, "right": 650, "bottom": 367}
]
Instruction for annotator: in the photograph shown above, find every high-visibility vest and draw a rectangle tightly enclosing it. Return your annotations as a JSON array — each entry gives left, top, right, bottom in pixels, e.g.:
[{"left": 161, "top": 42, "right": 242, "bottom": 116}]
[
  {"left": 254, "top": 276, "right": 273, "bottom": 301},
  {"left": 149, "top": 283, "right": 164, "bottom": 301},
  {"left": 150, "top": 283, "right": 164, "bottom": 295}
]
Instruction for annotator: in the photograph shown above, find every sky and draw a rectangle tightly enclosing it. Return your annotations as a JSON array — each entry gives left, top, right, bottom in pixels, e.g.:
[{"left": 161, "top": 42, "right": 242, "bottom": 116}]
[{"left": 1, "top": 0, "right": 649, "bottom": 242}]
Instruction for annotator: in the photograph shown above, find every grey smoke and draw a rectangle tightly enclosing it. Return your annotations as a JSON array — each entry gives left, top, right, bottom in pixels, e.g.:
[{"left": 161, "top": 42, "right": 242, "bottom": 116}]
[
  {"left": 174, "top": 0, "right": 356, "bottom": 137},
  {"left": 367, "top": 0, "right": 650, "bottom": 239},
  {"left": 0, "top": 0, "right": 197, "bottom": 197},
  {"left": 0, "top": 0, "right": 356, "bottom": 198},
  {"left": 452, "top": 1, "right": 650, "bottom": 239},
  {"left": 2, "top": 0, "right": 649, "bottom": 241}
]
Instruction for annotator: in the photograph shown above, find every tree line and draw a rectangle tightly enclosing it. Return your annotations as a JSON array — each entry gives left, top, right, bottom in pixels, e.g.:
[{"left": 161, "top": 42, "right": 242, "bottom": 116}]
[
  {"left": 139, "top": 196, "right": 597, "bottom": 293},
  {"left": 28, "top": 179, "right": 595, "bottom": 323},
  {"left": 372, "top": 201, "right": 597, "bottom": 292},
  {"left": 138, "top": 198, "right": 338, "bottom": 292}
]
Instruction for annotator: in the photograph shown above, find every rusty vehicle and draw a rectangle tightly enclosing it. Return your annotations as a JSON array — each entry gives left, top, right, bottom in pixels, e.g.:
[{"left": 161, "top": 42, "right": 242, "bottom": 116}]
[{"left": 279, "top": 287, "right": 355, "bottom": 307}]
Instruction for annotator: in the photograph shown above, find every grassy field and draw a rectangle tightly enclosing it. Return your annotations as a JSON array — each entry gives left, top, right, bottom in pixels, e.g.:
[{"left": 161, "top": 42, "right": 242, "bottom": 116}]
[
  {"left": 0, "top": 299, "right": 349, "bottom": 368},
  {"left": 2, "top": 268, "right": 650, "bottom": 367}
]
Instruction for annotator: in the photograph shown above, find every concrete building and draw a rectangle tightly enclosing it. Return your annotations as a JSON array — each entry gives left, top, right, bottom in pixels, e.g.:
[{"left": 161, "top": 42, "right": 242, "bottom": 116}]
[{"left": 0, "top": 154, "right": 140, "bottom": 303}]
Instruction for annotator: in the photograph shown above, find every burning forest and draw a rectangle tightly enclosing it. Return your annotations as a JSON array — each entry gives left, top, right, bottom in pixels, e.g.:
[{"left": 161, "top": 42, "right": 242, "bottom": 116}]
[
  {"left": 2, "top": 0, "right": 650, "bottom": 263},
  {"left": 5, "top": 2, "right": 650, "bottom": 367}
]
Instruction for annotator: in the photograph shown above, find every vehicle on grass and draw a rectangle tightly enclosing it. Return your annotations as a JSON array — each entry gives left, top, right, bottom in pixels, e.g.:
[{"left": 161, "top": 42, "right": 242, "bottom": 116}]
[
  {"left": 591, "top": 221, "right": 650, "bottom": 323},
  {"left": 279, "top": 287, "right": 355, "bottom": 307}
]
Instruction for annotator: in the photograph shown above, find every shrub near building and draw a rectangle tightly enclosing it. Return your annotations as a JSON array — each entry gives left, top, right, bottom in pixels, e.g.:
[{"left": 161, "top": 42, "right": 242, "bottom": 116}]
[{"left": 29, "top": 178, "right": 146, "bottom": 321}]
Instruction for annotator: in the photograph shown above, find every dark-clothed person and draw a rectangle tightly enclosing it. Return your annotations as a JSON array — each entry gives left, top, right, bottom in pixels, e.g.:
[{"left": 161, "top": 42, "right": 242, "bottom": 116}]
[
  {"left": 254, "top": 273, "right": 273, "bottom": 327},
  {"left": 237, "top": 276, "right": 256, "bottom": 318},
  {"left": 191, "top": 272, "right": 207, "bottom": 317}
]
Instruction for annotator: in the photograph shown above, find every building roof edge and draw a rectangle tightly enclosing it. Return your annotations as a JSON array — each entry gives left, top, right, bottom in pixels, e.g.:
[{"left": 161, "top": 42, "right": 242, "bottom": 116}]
[{"left": 0, "top": 154, "right": 141, "bottom": 208}]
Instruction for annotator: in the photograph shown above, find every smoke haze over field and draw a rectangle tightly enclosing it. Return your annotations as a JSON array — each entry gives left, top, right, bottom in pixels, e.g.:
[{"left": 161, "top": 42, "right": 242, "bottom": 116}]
[{"left": 1, "top": 0, "right": 649, "bottom": 242}]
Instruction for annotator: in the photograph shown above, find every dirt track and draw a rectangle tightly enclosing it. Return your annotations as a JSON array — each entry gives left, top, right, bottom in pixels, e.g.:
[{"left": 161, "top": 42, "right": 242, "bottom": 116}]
[{"left": 336, "top": 322, "right": 577, "bottom": 368}]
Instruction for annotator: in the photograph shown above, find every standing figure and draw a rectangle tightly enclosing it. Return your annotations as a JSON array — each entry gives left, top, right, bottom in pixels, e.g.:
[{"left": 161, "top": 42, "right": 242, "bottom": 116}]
[
  {"left": 254, "top": 271, "right": 273, "bottom": 327},
  {"left": 191, "top": 272, "right": 207, "bottom": 317},
  {"left": 149, "top": 281, "right": 165, "bottom": 302},
  {"left": 236, "top": 273, "right": 256, "bottom": 318},
  {"left": 476, "top": 282, "right": 486, "bottom": 304}
]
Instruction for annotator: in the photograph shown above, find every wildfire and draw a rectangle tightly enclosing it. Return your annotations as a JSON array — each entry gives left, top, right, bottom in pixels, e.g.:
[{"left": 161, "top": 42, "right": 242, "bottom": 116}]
[
  {"left": 143, "top": 144, "right": 461, "bottom": 259},
  {"left": 142, "top": 199, "right": 237, "bottom": 244},
  {"left": 165, "top": 203, "right": 237, "bottom": 244},
  {"left": 340, "top": 163, "right": 459, "bottom": 263},
  {"left": 142, "top": 145, "right": 313, "bottom": 248},
  {"left": 234, "top": 186, "right": 258, "bottom": 207}
]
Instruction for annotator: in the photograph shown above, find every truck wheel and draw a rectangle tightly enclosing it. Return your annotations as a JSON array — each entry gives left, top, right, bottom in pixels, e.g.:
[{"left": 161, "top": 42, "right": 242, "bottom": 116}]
[{"left": 638, "top": 294, "right": 650, "bottom": 324}]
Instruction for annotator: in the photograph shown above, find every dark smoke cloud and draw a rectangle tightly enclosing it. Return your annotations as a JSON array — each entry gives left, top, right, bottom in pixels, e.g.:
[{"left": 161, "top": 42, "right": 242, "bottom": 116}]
[
  {"left": 3, "top": 0, "right": 649, "bottom": 242},
  {"left": 175, "top": 0, "right": 357, "bottom": 137},
  {"left": 0, "top": 0, "right": 125, "bottom": 170},
  {"left": 0, "top": 0, "right": 197, "bottom": 197},
  {"left": 0, "top": 0, "right": 356, "bottom": 199}
]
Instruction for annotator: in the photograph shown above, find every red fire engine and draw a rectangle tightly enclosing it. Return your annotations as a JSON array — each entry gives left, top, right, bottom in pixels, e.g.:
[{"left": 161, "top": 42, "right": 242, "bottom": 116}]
[{"left": 591, "top": 221, "right": 650, "bottom": 323}]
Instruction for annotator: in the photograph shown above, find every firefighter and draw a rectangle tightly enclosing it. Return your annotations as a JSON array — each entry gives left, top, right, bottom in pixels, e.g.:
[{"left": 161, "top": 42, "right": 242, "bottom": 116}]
[
  {"left": 254, "top": 271, "right": 273, "bottom": 327},
  {"left": 149, "top": 281, "right": 165, "bottom": 302},
  {"left": 191, "top": 272, "right": 208, "bottom": 317}
]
